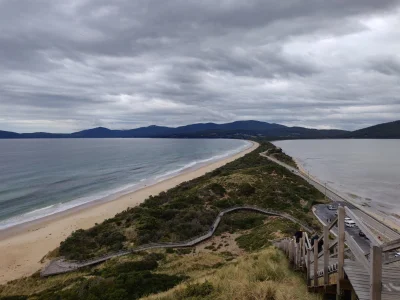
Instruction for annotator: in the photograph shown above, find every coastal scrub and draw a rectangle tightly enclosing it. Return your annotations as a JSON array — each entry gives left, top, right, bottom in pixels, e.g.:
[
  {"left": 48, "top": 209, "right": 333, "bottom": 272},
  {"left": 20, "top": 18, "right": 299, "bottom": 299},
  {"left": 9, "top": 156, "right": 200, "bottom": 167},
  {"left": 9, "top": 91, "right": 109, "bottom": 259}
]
[{"left": 57, "top": 141, "right": 324, "bottom": 260}]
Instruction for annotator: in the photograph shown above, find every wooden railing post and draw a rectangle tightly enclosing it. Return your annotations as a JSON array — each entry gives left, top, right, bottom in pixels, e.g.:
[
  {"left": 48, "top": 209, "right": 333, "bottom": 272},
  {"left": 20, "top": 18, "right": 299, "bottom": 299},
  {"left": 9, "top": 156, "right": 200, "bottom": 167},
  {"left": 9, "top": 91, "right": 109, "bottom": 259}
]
[
  {"left": 293, "top": 236, "right": 297, "bottom": 267},
  {"left": 370, "top": 246, "right": 382, "bottom": 300},
  {"left": 292, "top": 237, "right": 295, "bottom": 263},
  {"left": 314, "top": 241, "right": 318, "bottom": 287},
  {"left": 291, "top": 239, "right": 295, "bottom": 263},
  {"left": 297, "top": 238, "right": 302, "bottom": 268},
  {"left": 384, "top": 252, "right": 389, "bottom": 263},
  {"left": 300, "top": 236, "right": 304, "bottom": 269},
  {"left": 307, "top": 249, "right": 311, "bottom": 286},
  {"left": 337, "top": 206, "right": 345, "bottom": 299},
  {"left": 324, "top": 225, "right": 329, "bottom": 285}
]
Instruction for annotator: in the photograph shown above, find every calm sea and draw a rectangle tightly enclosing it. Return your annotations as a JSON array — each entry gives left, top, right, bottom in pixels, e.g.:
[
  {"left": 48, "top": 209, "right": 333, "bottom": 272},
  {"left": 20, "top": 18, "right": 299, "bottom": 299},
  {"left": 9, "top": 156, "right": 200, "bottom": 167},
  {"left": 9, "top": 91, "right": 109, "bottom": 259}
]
[
  {"left": 0, "top": 138, "right": 251, "bottom": 230},
  {"left": 274, "top": 139, "right": 400, "bottom": 215}
]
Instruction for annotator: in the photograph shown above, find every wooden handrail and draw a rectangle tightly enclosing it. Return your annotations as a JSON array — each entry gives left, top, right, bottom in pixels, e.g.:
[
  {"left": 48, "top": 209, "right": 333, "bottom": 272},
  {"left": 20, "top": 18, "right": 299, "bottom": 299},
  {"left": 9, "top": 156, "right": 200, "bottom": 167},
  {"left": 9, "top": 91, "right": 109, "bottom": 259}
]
[
  {"left": 327, "top": 216, "right": 338, "bottom": 231},
  {"left": 345, "top": 232, "right": 370, "bottom": 272},
  {"left": 329, "top": 238, "right": 338, "bottom": 250},
  {"left": 304, "top": 232, "right": 312, "bottom": 250},
  {"left": 311, "top": 237, "right": 338, "bottom": 263},
  {"left": 323, "top": 225, "right": 329, "bottom": 285},
  {"left": 275, "top": 205, "right": 391, "bottom": 300},
  {"left": 313, "top": 241, "right": 318, "bottom": 287}
]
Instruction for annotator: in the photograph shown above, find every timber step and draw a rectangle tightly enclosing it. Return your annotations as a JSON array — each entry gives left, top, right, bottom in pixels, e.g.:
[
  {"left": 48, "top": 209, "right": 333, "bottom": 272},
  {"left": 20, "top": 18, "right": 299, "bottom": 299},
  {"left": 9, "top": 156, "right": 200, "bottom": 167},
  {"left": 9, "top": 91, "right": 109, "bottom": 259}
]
[{"left": 274, "top": 205, "right": 400, "bottom": 300}]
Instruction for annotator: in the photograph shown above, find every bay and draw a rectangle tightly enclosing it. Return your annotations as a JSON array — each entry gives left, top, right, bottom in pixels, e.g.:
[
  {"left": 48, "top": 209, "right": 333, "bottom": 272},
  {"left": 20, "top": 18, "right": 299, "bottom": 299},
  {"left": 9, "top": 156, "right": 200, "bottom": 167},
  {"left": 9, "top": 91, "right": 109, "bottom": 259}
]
[{"left": 274, "top": 139, "right": 400, "bottom": 216}]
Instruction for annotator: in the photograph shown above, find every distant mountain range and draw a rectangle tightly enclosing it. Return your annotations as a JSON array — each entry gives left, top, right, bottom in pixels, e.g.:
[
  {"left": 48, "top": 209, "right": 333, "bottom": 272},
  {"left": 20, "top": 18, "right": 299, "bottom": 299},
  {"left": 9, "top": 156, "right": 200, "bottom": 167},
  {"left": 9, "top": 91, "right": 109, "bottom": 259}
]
[
  {"left": 343, "top": 120, "right": 400, "bottom": 139},
  {"left": 0, "top": 120, "right": 399, "bottom": 139}
]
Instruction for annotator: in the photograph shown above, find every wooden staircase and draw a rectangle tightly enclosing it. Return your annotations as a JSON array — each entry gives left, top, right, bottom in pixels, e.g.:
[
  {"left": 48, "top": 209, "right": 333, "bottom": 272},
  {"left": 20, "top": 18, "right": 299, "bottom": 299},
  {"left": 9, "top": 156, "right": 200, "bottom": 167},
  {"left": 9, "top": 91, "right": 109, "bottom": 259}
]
[{"left": 274, "top": 206, "right": 400, "bottom": 300}]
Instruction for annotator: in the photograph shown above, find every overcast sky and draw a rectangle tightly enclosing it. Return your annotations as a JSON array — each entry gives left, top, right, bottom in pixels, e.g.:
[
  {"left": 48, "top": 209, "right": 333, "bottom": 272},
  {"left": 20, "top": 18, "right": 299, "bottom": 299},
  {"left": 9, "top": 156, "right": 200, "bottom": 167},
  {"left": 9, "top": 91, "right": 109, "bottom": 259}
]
[{"left": 1, "top": 0, "right": 400, "bottom": 133}]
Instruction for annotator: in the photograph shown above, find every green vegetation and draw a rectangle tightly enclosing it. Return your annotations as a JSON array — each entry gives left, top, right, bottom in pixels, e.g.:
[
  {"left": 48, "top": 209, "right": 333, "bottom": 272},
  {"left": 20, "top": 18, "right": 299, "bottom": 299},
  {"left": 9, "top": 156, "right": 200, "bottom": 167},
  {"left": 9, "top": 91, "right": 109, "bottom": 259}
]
[
  {"left": 0, "top": 253, "right": 185, "bottom": 300},
  {"left": 173, "top": 281, "right": 214, "bottom": 299},
  {"left": 236, "top": 218, "right": 297, "bottom": 251},
  {"left": 143, "top": 247, "right": 321, "bottom": 300},
  {"left": 215, "top": 212, "right": 266, "bottom": 234},
  {"left": 42, "top": 272, "right": 183, "bottom": 300},
  {"left": 0, "top": 140, "right": 326, "bottom": 300},
  {"left": 268, "top": 147, "right": 298, "bottom": 168},
  {"left": 57, "top": 141, "right": 323, "bottom": 260}
]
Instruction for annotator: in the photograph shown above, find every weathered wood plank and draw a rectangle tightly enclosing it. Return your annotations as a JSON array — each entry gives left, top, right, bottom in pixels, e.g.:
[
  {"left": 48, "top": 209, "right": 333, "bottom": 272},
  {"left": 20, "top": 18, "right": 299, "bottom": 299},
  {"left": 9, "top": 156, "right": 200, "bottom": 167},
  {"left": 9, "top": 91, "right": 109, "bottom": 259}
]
[
  {"left": 345, "top": 232, "right": 370, "bottom": 272},
  {"left": 329, "top": 238, "right": 338, "bottom": 250},
  {"left": 328, "top": 216, "right": 338, "bottom": 230},
  {"left": 304, "top": 232, "right": 312, "bottom": 250},
  {"left": 337, "top": 206, "right": 345, "bottom": 300},
  {"left": 307, "top": 249, "right": 311, "bottom": 286},
  {"left": 324, "top": 225, "right": 329, "bottom": 285},
  {"left": 314, "top": 241, "right": 318, "bottom": 287},
  {"left": 300, "top": 236, "right": 305, "bottom": 269},
  {"left": 382, "top": 237, "right": 400, "bottom": 253},
  {"left": 344, "top": 263, "right": 370, "bottom": 300}
]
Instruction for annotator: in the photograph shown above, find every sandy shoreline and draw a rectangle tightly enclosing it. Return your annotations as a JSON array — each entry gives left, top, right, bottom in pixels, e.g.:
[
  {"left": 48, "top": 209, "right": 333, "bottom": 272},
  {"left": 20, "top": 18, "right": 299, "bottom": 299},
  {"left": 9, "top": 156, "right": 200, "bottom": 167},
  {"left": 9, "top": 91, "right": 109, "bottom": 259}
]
[{"left": 0, "top": 141, "right": 258, "bottom": 284}]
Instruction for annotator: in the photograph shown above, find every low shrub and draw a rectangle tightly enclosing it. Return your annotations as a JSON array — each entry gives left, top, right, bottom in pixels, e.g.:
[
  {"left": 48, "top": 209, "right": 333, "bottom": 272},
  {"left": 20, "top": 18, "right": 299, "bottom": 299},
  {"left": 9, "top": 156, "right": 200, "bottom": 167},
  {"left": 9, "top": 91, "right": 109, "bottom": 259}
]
[
  {"left": 35, "top": 272, "right": 186, "bottom": 300},
  {"left": 237, "top": 182, "right": 256, "bottom": 196},
  {"left": 208, "top": 183, "right": 226, "bottom": 196},
  {"left": 175, "top": 281, "right": 214, "bottom": 299}
]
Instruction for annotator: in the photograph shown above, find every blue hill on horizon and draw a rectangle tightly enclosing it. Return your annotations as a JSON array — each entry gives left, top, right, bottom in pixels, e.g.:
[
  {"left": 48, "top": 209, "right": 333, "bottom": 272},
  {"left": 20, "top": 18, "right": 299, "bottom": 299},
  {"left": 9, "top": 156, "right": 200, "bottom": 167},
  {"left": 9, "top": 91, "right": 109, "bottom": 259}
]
[{"left": 0, "top": 119, "right": 398, "bottom": 139}]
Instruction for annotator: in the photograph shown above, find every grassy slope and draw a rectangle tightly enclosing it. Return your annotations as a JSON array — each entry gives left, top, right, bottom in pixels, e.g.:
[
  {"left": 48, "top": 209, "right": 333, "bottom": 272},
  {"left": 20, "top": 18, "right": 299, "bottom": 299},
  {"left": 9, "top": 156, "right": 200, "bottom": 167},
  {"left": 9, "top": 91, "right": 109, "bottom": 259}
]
[
  {"left": 0, "top": 246, "right": 321, "bottom": 300},
  {"left": 143, "top": 247, "right": 321, "bottom": 300},
  {"left": 0, "top": 141, "right": 327, "bottom": 300}
]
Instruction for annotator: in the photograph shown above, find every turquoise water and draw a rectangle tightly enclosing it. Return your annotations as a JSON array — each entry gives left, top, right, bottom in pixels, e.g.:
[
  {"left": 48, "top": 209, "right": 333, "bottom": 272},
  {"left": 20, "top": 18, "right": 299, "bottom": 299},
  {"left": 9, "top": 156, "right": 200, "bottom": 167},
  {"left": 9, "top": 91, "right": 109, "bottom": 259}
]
[
  {"left": 274, "top": 139, "right": 400, "bottom": 215},
  {"left": 0, "top": 138, "right": 250, "bottom": 230}
]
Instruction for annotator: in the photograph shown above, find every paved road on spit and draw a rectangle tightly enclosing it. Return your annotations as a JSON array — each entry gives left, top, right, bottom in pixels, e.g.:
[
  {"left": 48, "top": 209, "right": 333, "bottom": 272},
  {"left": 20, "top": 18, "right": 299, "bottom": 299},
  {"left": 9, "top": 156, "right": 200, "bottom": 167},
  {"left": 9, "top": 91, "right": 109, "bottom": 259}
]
[
  {"left": 314, "top": 203, "right": 371, "bottom": 253},
  {"left": 260, "top": 151, "right": 400, "bottom": 242}
]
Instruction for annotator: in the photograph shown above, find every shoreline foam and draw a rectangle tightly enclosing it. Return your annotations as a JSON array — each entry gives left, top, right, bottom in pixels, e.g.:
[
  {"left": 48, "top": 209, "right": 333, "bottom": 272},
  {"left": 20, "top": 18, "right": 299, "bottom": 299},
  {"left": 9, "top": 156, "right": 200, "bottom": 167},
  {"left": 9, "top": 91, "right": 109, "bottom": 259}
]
[
  {"left": 0, "top": 141, "right": 251, "bottom": 231},
  {"left": 0, "top": 141, "right": 258, "bottom": 284}
]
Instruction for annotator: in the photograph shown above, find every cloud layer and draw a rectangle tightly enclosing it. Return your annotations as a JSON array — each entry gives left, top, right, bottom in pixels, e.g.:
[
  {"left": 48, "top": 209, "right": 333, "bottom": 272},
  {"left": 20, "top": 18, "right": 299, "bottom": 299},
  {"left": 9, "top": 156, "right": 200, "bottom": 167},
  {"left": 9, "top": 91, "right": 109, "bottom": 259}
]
[{"left": 1, "top": 0, "right": 400, "bottom": 132}]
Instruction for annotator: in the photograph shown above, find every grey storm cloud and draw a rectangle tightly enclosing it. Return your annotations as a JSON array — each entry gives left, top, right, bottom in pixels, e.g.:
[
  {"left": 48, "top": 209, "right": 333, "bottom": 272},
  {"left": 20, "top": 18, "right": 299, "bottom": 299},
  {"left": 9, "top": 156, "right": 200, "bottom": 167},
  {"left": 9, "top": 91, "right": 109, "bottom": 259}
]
[{"left": 0, "top": 0, "right": 400, "bottom": 132}]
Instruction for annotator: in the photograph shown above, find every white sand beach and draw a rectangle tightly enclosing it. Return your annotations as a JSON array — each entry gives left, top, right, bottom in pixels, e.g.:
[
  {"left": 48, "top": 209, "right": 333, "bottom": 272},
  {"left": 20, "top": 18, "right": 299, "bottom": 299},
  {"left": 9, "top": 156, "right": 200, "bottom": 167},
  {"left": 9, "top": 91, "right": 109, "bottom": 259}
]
[{"left": 0, "top": 141, "right": 259, "bottom": 284}]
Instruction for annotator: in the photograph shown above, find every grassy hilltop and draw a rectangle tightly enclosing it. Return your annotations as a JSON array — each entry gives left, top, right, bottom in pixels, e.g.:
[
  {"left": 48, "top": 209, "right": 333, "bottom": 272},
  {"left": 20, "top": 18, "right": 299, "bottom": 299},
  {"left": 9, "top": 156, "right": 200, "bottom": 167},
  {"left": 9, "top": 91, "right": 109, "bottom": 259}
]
[{"left": 0, "top": 141, "right": 326, "bottom": 300}]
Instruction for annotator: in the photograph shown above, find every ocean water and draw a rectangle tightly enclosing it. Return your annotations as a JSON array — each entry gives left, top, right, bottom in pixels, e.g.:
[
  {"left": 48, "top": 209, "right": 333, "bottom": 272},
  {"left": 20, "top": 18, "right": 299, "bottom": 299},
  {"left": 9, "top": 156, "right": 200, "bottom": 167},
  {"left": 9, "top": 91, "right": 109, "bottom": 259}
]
[
  {"left": 274, "top": 139, "right": 400, "bottom": 215},
  {"left": 0, "top": 138, "right": 251, "bottom": 230}
]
